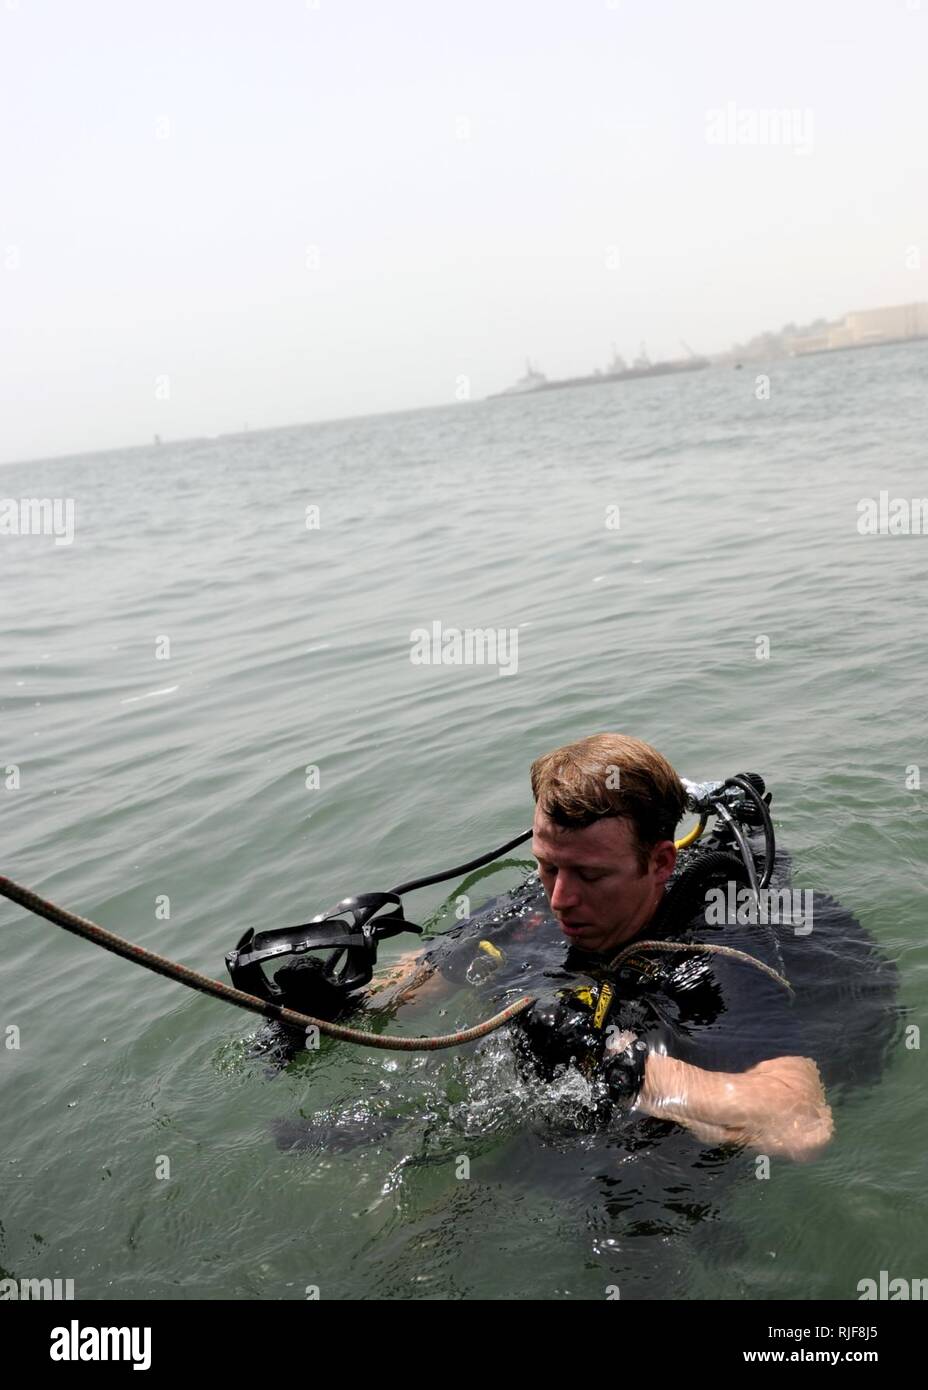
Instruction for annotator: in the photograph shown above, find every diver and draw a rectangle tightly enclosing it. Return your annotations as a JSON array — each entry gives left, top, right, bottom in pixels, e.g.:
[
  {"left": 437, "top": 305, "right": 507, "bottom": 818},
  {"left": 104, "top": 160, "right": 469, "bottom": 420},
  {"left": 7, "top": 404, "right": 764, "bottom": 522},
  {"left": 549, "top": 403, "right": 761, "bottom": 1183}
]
[
  {"left": 380, "top": 734, "right": 833, "bottom": 1159},
  {"left": 225, "top": 733, "right": 900, "bottom": 1160}
]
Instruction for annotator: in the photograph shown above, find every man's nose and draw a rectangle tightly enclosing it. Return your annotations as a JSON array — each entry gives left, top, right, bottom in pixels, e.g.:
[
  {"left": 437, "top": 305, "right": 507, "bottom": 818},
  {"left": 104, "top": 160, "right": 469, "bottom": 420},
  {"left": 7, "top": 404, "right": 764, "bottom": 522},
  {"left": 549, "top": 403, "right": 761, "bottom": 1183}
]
[{"left": 549, "top": 870, "right": 580, "bottom": 911}]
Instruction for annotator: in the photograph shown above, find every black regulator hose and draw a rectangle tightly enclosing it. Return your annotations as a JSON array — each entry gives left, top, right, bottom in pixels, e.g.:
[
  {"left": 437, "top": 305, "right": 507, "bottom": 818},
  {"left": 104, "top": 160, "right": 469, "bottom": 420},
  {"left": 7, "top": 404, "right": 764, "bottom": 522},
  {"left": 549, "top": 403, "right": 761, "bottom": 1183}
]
[
  {"left": 391, "top": 828, "right": 532, "bottom": 895},
  {"left": 723, "top": 774, "right": 776, "bottom": 888}
]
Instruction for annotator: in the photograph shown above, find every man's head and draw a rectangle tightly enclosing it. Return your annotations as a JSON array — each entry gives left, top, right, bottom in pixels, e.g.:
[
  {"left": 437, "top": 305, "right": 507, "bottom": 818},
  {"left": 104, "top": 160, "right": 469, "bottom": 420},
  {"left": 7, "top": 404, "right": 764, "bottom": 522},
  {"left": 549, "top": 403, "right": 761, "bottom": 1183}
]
[{"left": 530, "top": 733, "right": 686, "bottom": 955}]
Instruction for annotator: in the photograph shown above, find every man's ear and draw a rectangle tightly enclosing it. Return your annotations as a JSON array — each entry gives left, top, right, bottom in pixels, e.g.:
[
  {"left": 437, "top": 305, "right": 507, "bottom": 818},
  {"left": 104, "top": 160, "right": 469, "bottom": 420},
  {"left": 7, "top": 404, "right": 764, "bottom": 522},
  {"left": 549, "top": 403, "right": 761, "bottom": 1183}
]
[{"left": 651, "top": 839, "right": 677, "bottom": 884}]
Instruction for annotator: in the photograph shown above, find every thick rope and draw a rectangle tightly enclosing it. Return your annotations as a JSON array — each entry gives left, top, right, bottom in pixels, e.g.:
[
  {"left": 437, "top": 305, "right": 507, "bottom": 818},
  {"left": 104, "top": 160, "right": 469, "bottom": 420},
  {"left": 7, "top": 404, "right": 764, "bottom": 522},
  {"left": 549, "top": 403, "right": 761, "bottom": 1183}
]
[{"left": 0, "top": 875, "right": 533, "bottom": 1051}]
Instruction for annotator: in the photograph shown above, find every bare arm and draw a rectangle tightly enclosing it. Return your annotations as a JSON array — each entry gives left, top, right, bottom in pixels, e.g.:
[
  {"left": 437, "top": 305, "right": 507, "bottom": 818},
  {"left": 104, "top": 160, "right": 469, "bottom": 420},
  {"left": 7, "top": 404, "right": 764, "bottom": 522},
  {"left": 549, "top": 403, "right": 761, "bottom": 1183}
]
[
  {"left": 367, "top": 947, "right": 447, "bottom": 1006},
  {"left": 637, "top": 1050, "right": 833, "bottom": 1160}
]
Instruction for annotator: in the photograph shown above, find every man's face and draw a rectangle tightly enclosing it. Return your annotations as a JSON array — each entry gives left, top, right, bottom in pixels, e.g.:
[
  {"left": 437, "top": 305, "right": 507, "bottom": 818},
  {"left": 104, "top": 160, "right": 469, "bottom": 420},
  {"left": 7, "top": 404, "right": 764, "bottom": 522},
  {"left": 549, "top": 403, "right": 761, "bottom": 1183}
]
[{"left": 532, "top": 807, "right": 676, "bottom": 955}]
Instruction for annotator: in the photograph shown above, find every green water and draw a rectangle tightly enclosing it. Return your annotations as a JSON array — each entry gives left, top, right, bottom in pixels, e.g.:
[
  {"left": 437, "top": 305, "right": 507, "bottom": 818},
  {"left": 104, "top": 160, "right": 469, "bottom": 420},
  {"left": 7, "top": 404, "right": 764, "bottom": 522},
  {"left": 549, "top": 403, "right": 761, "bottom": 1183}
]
[{"left": 1, "top": 345, "right": 926, "bottom": 1298}]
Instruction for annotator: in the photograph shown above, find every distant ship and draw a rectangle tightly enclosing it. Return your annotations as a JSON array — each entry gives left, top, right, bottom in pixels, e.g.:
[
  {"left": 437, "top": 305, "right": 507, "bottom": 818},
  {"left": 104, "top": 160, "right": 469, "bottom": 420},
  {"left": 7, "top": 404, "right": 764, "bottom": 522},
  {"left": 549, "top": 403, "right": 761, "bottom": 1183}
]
[
  {"left": 497, "top": 358, "right": 549, "bottom": 395},
  {"left": 490, "top": 342, "right": 710, "bottom": 398}
]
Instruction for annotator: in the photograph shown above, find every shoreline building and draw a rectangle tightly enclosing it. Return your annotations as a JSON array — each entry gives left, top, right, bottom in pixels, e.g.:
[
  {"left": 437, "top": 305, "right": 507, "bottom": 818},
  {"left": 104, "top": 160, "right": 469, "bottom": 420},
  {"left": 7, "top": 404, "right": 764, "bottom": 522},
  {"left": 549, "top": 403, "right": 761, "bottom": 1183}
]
[{"left": 790, "top": 302, "right": 928, "bottom": 356}]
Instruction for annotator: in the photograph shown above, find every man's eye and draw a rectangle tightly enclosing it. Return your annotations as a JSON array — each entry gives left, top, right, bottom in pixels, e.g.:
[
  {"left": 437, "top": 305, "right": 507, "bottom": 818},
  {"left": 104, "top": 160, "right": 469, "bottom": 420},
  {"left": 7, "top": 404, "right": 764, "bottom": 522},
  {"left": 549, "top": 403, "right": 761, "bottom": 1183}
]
[{"left": 578, "top": 871, "right": 605, "bottom": 884}]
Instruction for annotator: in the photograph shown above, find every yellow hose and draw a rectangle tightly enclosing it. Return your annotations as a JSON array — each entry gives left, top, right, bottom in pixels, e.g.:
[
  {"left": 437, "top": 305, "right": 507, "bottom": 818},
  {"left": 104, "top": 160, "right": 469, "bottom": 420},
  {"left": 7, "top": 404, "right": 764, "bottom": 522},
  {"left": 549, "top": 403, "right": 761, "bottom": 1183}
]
[{"left": 674, "top": 814, "right": 707, "bottom": 850}]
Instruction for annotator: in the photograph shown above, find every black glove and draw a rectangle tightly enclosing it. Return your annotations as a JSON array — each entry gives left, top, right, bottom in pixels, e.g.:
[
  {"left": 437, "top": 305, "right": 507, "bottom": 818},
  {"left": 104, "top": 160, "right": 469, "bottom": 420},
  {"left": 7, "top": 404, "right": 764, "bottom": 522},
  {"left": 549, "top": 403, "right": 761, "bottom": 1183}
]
[
  {"left": 514, "top": 988, "right": 607, "bottom": 1081},
  {"left": 602, "top": 1033, "right": 649, "bottom": 1107},
  {"left": 514, "top": 981, "right": 652, "bottom": 1110}
]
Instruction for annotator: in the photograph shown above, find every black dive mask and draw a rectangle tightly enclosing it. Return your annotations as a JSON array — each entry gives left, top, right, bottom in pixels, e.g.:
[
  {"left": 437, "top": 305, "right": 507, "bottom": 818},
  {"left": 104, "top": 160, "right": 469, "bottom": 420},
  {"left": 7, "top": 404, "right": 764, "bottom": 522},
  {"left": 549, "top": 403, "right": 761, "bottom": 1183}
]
[{"left": 225, "top": 892, "right": 421, "bottom": 1020}]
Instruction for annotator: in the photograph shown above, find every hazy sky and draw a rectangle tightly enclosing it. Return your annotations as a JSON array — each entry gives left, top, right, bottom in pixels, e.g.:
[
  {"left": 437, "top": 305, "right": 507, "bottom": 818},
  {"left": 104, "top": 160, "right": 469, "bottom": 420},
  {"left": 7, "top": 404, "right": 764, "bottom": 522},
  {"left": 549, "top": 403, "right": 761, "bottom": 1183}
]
[{"left": 1, "top": 0, "right": 925, "bottom": 464}]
